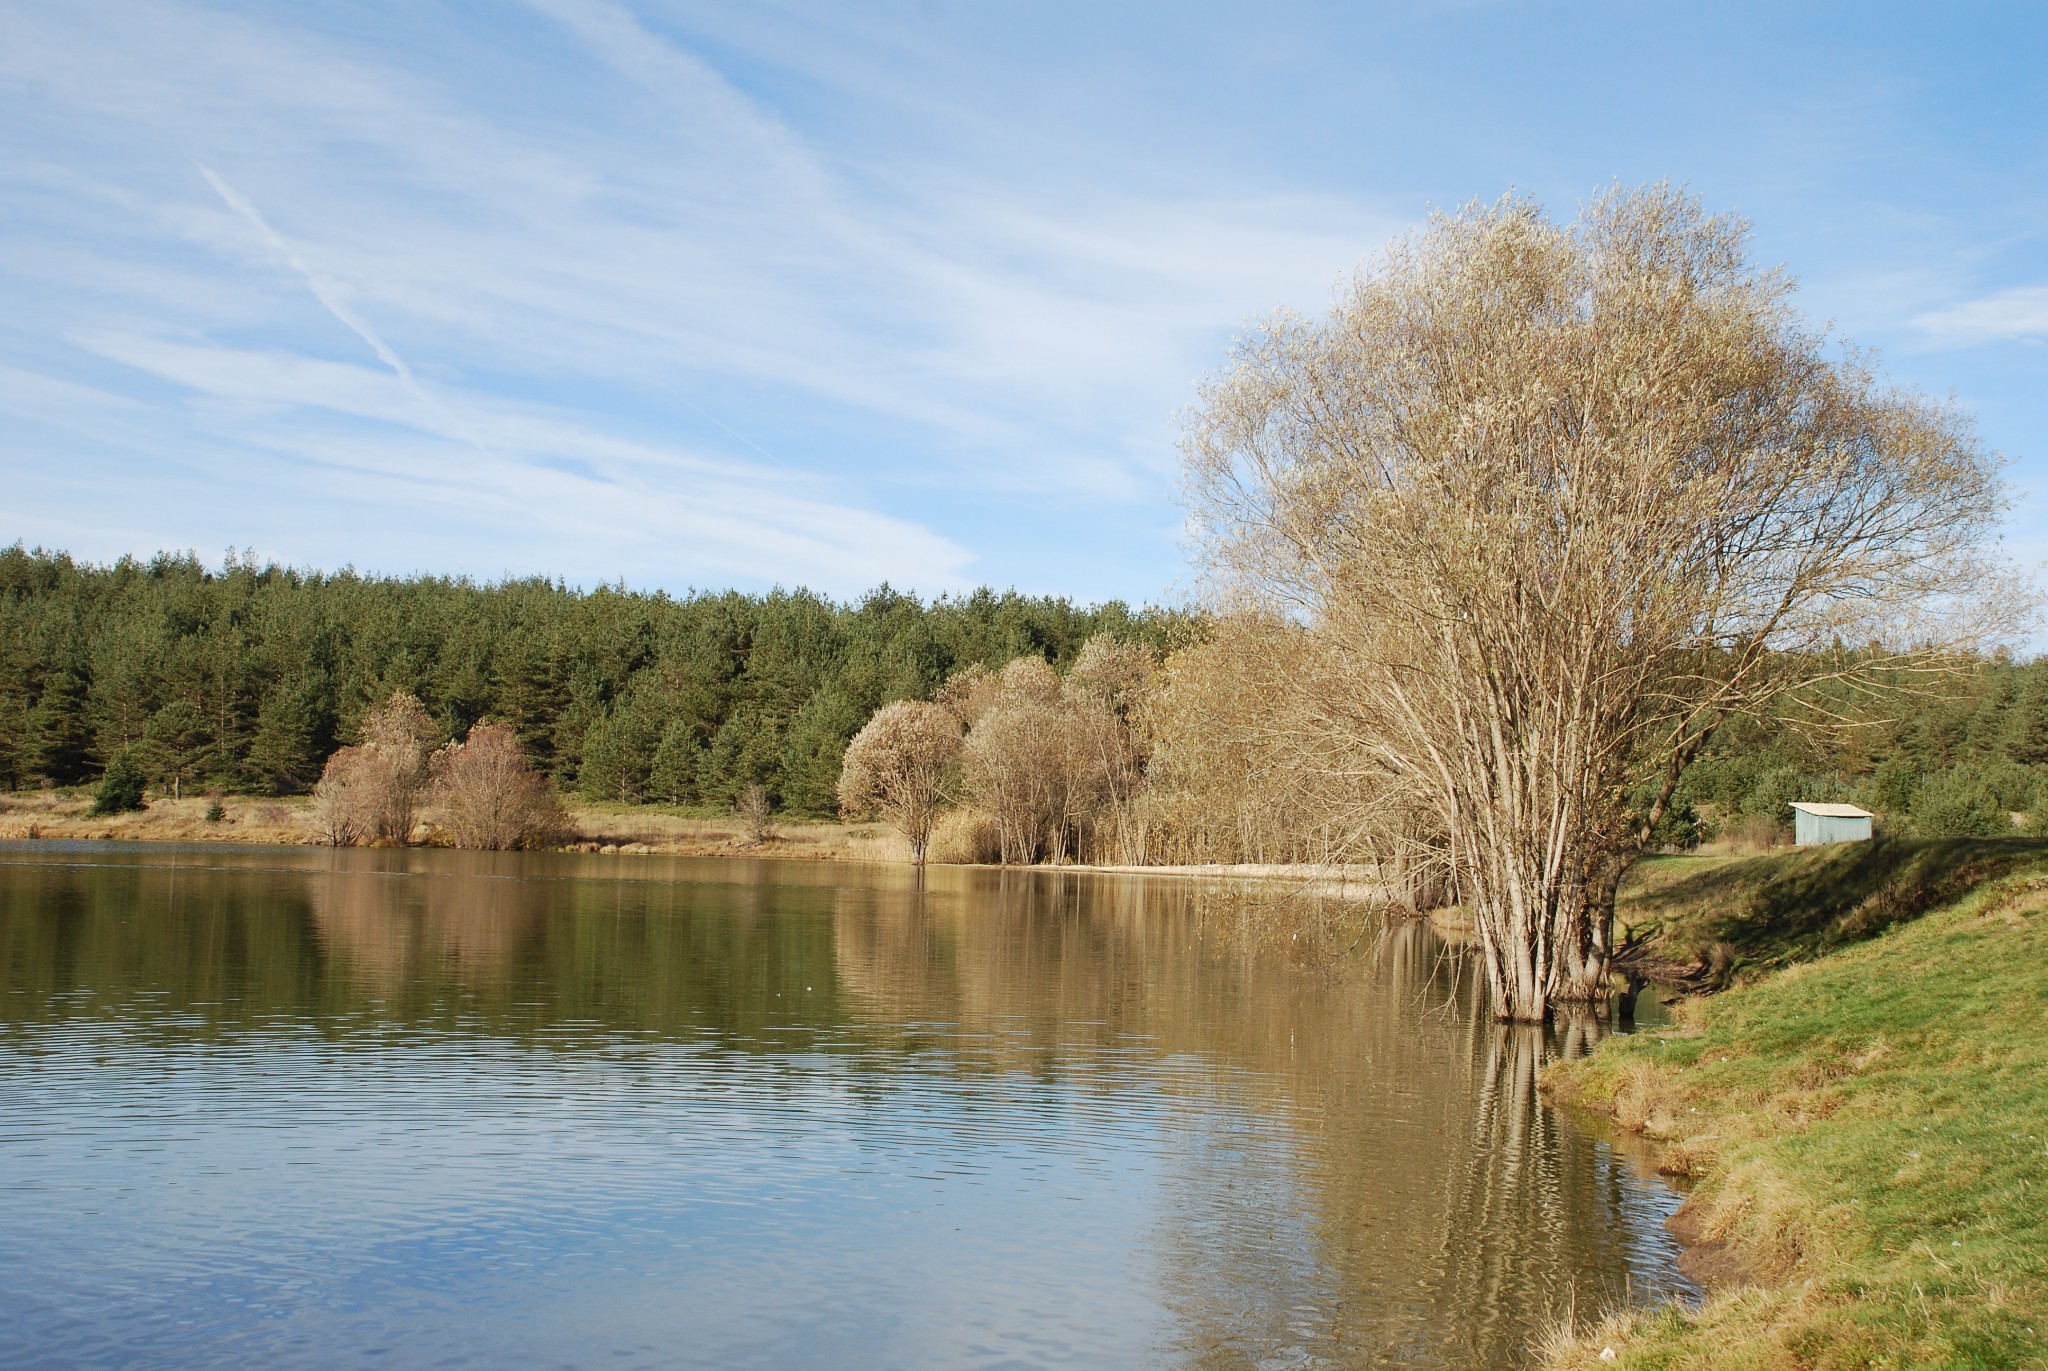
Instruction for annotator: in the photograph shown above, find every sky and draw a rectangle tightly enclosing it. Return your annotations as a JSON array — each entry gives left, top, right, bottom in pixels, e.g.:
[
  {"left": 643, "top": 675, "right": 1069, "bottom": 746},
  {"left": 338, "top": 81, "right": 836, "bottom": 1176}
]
[{"left": 2, "top": 0, "right": 2043, "bottom": 606}]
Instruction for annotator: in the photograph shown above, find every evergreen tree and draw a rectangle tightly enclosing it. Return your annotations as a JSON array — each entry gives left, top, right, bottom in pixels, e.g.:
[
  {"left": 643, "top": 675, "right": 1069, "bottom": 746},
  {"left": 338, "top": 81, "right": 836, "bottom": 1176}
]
[
  {"left": 144, "top": 700, "right": 212, "bottom": 800},
  {"left": 493, "top": 630, "right": 567, "bottom": 774},
  {"left": 89, "top": 751, "right": 148, "bottom": 814},
  {"left": 779, "top": 688, "right": 864, "bottom": 817},
  {"left": 246, "top": 679, "right": 327, "bottom": 795},
  {"left": 1867, "top": 760, "right": 1921, "bottom": 820},
  {"left": 24, "top": 668, "right": 95, "bottom": 784},
  {"left": 88, "top": 622, "right": 159, "bottom": 765},
  {"left": 577, "top": 700, "right": 663, "bottom": 804},
  {"left": 1912, "top": 770, "right": 2010, "bottom": 837},
  {"left": 2004, "top": 671, "right": 2048, "bottom": 766},
  {"left": 699, "top": 706, "right": 783, "bottom": 810},
  {"left": 647, "top": 719, "right": 704, "bottom": 806}
]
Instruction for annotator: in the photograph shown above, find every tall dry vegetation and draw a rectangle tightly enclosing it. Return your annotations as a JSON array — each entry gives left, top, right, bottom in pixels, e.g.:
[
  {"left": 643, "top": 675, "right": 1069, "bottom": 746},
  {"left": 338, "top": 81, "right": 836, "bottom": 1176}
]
[
  {"left": 1138, "top": 616, "right": 1328, "bottom": 865},
  {"left": 1139, "top": 617, "right": 1454, "bottom": 904},
  {"left": 429, "top": 722, "right": 566, "bottom": 851},
  {"left": 311, "top": 693, "right": 435, "bottom": 846},
  {"left": 1064, "top": 636, "right": 1155, "bottom": 862},
  {"left": 1181, "top": 185, "right": 2010, "bottom": 1021},
  {"left": 312, "top": 696, "right": 563, "bottom": 850}
]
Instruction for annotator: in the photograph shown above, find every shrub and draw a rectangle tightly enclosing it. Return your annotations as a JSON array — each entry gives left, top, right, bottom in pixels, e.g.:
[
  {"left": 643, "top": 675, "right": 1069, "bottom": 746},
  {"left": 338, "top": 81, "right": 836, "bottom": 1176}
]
[
  {"left": 310, "top": 746, "right": 375, "bottom": 846},
  {"left": 839, "top": 700, "right": 961, "bottom": 864},
  {"left": 960, "top": 663, "right": 1069, "bottom": 863},
  {"left": 735, "top": 782, "right": 776, "bottom": 844},
  {"left": 89, "top": 752, "right": 148, "bottom": 815},
  {"left": 1645, "top": 798, "right": 1700, "bottom": 851},
  {"left": 310, "top": 693, "right": 436, "bottom": 846},
  {"left": 1911, "top": 770, "right": 2011, "bottom": 838},
  {"left": 429, "top": 722, "right": 566, "bottom": 851}
]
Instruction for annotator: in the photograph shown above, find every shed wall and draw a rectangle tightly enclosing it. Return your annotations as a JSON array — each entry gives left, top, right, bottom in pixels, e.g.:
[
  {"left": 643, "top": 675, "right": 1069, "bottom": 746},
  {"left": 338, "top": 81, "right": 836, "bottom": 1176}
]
[{"left": 1794, "top": 812, "right": 1872, "bottom": 846}]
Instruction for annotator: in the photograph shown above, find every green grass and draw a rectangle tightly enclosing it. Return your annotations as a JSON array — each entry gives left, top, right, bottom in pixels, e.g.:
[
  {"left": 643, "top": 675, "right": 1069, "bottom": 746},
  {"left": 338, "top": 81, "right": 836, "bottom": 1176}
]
[
  {"left": 1547, "top": 848, "right": 2048, "bottom": 1369},
  {"left": 1617, "top": 838, "right": 2048, "bottom": 987}
]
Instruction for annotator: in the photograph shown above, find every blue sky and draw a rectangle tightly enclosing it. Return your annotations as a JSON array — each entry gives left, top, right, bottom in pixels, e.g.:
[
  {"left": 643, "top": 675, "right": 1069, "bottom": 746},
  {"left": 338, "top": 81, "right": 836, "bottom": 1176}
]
[{"left": 2, "top": 1, "right": 2043, "bottom": 605}]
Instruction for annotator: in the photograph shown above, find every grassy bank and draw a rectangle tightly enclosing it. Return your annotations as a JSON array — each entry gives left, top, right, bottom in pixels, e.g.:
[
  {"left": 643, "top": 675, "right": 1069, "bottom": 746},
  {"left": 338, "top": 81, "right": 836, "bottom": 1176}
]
[
  {"left": 0, "top": 789, "right": 905, "bottom": 861},
  {"left": 1615, "top": 838, "right": 2048, "bottom": 989},
  {"left": 1546, "top": 840, "right": 2048, "bottom": 1369}
]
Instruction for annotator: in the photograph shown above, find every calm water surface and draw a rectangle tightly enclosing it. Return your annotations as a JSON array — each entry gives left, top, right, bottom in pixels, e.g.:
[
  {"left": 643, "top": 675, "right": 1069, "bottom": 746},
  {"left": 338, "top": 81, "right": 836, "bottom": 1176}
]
[{"left": 0, "top": 843, "right": 1690, "bottom": 1369}]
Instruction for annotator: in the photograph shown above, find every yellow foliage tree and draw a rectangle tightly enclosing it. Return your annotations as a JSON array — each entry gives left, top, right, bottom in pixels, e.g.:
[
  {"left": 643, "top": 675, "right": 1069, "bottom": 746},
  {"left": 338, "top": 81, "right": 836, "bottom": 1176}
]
[{"left": 1182, "top": 186, "right": 2010, "bottom": 1020}]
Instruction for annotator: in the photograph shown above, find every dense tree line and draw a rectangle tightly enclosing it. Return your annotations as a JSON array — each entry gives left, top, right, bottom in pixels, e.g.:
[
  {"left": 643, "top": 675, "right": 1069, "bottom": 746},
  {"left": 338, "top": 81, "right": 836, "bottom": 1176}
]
[
  {"left": 0, "top": 545, "right": 1181, "bottom": 815},
  {"left": 4, "top": 543, "right": 2040, "bottom": 848},
  {"left": 1149, "top": 620, "right": 2048, "bottom": 862},
  {"left": 1665, "top": 655, "right": 2048, "bottom": 842}
]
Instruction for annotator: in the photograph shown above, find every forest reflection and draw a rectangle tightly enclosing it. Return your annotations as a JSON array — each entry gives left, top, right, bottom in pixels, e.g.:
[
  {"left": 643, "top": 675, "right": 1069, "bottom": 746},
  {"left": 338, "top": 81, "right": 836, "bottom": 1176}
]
[{"left": 0, "top": 845, "right": 1686, "bottom": 1368}]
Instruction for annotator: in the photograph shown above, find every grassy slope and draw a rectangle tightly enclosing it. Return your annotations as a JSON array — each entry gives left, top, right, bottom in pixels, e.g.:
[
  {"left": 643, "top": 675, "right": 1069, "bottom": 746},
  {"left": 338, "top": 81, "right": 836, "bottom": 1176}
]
[
  {"left": 1547, "top": 842, "right": 2048, "bottom": 1369},
  {"left": 1616, "top": 839, "right": 2048, "bottom": 988}
]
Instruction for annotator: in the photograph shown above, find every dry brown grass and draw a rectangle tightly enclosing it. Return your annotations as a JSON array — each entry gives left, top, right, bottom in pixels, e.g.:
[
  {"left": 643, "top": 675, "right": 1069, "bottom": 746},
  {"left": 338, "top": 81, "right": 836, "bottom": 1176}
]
[
  {"left": 0, "top": 789, "right": 908, "bottom": 862},
  {"left": 0, "top": 789, "right": 320, "bottom": 844},
  {"left": 565, "top": 802, "right": 906, "bottom": 861},
  {"left": 1695, "top": 814, "right": 1790, "bottom": 857},
  {"left": 927, "top": 806, "right": 1002, "bottom": 864}
]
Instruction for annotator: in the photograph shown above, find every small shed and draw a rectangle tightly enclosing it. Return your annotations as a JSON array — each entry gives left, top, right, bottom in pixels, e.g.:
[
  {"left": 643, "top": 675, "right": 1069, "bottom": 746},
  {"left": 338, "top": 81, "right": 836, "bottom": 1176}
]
[{"left": 1790, "top": 802, "right": 1874, "bottom": 847}]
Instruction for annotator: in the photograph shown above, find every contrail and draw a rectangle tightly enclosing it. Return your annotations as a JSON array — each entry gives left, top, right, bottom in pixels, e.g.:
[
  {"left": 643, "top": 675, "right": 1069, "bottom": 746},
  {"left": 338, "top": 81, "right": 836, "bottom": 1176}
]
[
  {"left": 198, "top": 164, "right": 422, "bottom": 395},
  {"left": 198, "top": 164, "right": 507, "bottom": 461}
]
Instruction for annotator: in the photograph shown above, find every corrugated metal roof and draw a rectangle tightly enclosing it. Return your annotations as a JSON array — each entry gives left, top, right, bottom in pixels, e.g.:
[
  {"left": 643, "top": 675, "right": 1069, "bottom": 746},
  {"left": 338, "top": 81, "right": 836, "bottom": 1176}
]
[{"left": 1788, "top": 802, "right": 1874, "bottom": 818}]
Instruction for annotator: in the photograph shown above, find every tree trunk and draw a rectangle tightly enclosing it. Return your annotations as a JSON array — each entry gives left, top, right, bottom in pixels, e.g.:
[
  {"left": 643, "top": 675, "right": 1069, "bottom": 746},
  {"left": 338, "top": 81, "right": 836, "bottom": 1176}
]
[
  {"left": 1476, "top": 919, "right": 1553, "bottom": 1023},
  {"left": 1464, "top": 842, "right": 1610, "bottom": 1022},
  {"left": 1557, "top": 858, "right": 1628, "bottom": 1006}
]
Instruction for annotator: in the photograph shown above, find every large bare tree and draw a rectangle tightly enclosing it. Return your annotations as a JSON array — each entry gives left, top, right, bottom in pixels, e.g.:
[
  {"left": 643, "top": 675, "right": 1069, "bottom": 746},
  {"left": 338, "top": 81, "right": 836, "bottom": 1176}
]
[{"left": 1182, "top": 186, "right": 2010, "bottom": 1021}]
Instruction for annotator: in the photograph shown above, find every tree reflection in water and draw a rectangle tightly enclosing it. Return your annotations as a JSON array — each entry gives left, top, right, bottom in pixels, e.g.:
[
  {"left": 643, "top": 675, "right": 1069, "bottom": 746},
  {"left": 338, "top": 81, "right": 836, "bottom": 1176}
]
[{"left": 827, "top": 870, "right": 1693, "bottom": 1368}]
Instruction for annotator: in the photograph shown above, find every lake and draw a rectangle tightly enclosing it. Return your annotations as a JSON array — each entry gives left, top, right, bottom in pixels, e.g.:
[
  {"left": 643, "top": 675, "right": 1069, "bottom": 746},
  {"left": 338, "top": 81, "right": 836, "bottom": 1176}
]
[{"left": 0, "top": 843, "right": 1691, "bottom": 1368}]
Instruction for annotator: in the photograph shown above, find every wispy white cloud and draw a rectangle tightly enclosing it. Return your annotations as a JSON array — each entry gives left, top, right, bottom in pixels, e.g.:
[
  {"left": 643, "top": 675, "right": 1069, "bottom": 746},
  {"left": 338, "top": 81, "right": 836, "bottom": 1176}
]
[
  {"left": 1915, "top": 285, "right": 2048, "bottom": 348},
  {"left": 0, "top": 363, "right": 139, "bottom": 430},
  {"left": 61, "top": 330, "right": 972, "bottom": 588},
  {"left": 0, "top": 0, "right": 1402, "bottom": 594}
]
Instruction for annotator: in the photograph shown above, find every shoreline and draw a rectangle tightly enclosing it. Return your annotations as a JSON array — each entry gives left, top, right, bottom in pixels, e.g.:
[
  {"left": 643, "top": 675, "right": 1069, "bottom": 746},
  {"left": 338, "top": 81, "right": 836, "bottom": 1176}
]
[
  {"left": 1538, "top": 850, "right": 2048, "bottom": 1368},
  {"left": 0, "top": 791, "right": 1409, "bottom": 892},
  {"left": 0, "top": 791, "right": 899, "bottom": 862}
]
